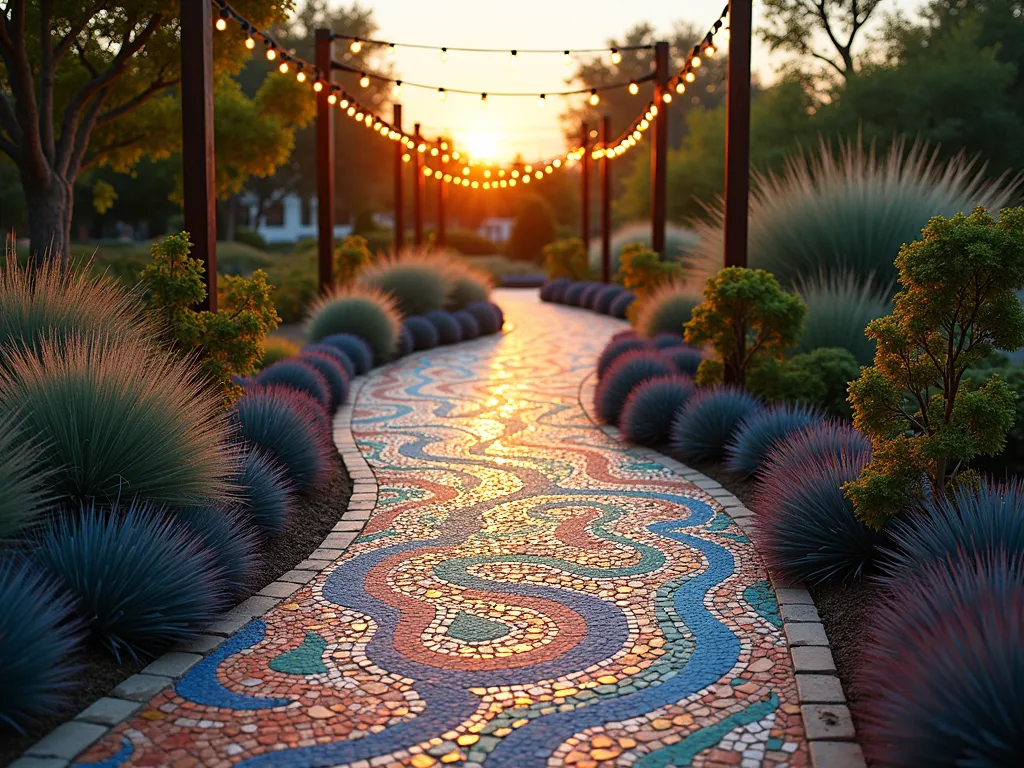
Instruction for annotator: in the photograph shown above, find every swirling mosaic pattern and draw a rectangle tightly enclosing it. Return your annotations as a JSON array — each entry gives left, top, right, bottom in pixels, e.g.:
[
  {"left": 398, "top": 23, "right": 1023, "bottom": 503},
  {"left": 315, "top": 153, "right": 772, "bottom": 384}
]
[{"left": 76, "top": 291, "right": 807, "bottom": 768}]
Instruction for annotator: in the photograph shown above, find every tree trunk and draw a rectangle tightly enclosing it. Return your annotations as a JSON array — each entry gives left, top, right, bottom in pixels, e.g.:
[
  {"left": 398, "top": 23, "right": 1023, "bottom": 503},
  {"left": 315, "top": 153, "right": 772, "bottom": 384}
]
[{"left": 24, "top": 167, "right": 73, "bottom": 268}]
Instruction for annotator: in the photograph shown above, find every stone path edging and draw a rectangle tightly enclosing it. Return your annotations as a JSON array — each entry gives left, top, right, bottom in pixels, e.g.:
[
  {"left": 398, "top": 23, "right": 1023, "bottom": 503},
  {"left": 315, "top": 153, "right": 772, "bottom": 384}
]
[
  {"left": 577, "top": 371, "right": 867, "bottom": 768},
  {"left": 13, "top": 378, "right": 377, "bottom": 768}
]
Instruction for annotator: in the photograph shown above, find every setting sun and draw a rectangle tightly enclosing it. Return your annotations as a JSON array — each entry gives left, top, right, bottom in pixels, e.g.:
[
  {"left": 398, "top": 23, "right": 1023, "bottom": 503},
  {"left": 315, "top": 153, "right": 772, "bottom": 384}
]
[{"left": 457, "top": 130, "right": 503, "bottom": 163}]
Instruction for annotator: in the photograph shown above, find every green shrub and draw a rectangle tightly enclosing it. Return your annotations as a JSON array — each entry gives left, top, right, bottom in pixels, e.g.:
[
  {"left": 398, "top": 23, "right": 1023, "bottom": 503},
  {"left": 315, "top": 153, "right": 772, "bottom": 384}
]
[
  {"left": 614, "top": 244, "right": 684, "bottom": 295},
  {"left": 543, "top": 238, "right": 591, "bottom": 281},
  {"left": 846, "top": 207, "right": 1024, "bottom": 528},
  {"left": 358, "top": 253, "right": 449, "bottom": 316},
  {"left": 685, "top": 267, "right": 807, "bottom": 388},
  {"left": 689, "top": 139, "right": 1020, "bottom": 289},
  {"left": 443, "top": 229, "right": 499, "bottom": 256},
  {"left": 362, "top": 229, "right": 394, "bottom": 256},
  {"left": 588, "top": 221, "right": 702, "bottom": 277},
  {"left": 307, "top": 286, "right": 402, "bottom": 362},
  {"left": 796, "top": 272, "right": 891, "bottom": 366},
  {"left": 634, "top": 279, "right": 702, "bottom": 338},
  {"left": 333, "top": 235, "right": 373, "bottom": 288},
  {"left": 234, "top": 228, "right": 267, "bottom": 251},
  {"left": 267, "top": 262, "right": 316, "bottom": 324},
  {"left": 141, "top": 232, "right": 280, "bottom": 403},
  {"left": 748, "top": 347, "right": 861, "bottom": 419},
  {"left": 259, "top": 336, "right": 300, "bottom": 370},
  {"left": 967, "top": 363, "right": 1024, "bottom": 478},
  {"left": 507, "top": 196, "right": 557, "bottom": 262}
]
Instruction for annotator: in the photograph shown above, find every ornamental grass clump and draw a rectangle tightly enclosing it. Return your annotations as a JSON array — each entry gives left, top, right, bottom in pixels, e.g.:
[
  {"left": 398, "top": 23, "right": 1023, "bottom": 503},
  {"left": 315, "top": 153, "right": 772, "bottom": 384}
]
[
  {"left": 540, "top": 278, "right": 570, "bottom": 302},
  {"left": 689, "top": 139, "right": 1022, "bottom": 289},
  {"left": 594, "top": 350, "right": 675, "bottom": 424},
  {"left": 618, "top": 375, "right": 696, "bottom": 445},
  {"left": 859, "top": 554, "right": 1024, "bottom": 767},
  {"left": 0, "top": 334, "right": 235, "bottom": 511},
  {"left": 466, "top": 302, "right": 502, "bottom": 334},
  {"left": 761, "top": 421, "right": 871, "bottom": 476},
  {"left": 563, "top": 282, "right": 587, "bottom": 306},
  {"left": 33, "top": 502, "right": 227, "bottom": 661},
  {"left": 669, "top": 386, "right": 762, "bottom": 463},
  {"left": 609, "top": 291, "right": 635, "bottom": 318},
  {"left": 580, "top": 283, "right": 603, "bottom": 310},
  {"left": 257, "top": 358, "right": 331, "bottom": 411},
  {"left": 452, "top": 309, "right": 481, "bottom": 340},
  {"left": 0, "top": 560, "right": 83, "bottom": 731},
  {"left": 358, "top": 252, "right": 449, "bottom": 316},
  {"left": 319, "top": 332, "right": 374, "bottom": 375},
  {"left": 594, "top": 284, "right": 626, "bottom": 315},
  {"left": 405, "top": 316, "right": 440, "bottom": 350},
  {"left": 845, "top": 206, "right": 1024, "bottom": 529},
  {"left": 297, "top": 350, "right": 350, "bottom": 410},
  {"left": 597, "top": 336, "right": 650, "bottom": 379},
  {"left": 445, "top": 258, "right": 493, "bottom": 310},
  {"left": 303, "top": 342, "right": 356, "bottom": 379},
  {"left": 726, "top": 402, "right": 825, "bottom": 477},
  {"left": 796, "top": 272, "right": 891, "bottom": 365},
  {"left": 0, "top": 414, "right": 53, "bottom": 540},
  {"left": 237, "top": 448, "right": 295, "bottom": 536},
  {"left": 174, "top": 505, "right": 260, "bottom": 596},
  {"left": 634, "top": 279, "right": 702, "bottom": 339},
  {"left": 232, "top": 384, "right": 333, "bottom": 493},
  {"left": 426, "top": 309, "right": 463, "bottom": 345},
  {"left": 307, "top": 286, "right": 402, "bottom": 363},
  {"left": 397, "top": 324, "right": 414, "bottom": 357},
  {"left": 753, "top": 441, "right": 881, "bottom": 584},
  {"left": 660, "top": 345, "right": 704, "bottom": 377}
]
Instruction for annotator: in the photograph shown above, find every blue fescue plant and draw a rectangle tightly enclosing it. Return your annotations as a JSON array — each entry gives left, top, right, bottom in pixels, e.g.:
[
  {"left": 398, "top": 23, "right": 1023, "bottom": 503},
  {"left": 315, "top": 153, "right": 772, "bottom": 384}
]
[
  {"left": 753, "top": 446, "right": 882, "bottom": 584},
  {"left": 0, "top": 559, "right": 83, "bottom": 731},
  {"left": 594, "top": 284, "right": 626, "bottom": 315},
  {"left": 540, "top": 278, "right": 569, "bottom": 302},
  {"left": 489, "top": 302, "right": 505, "bottom": 328},
  {"left": 298, "top": 350, "right": 350, "bottom": 410},
  {"left": 618, "top": 375, "right": 696, "bottom": 445},
  {"left": 319, "top": 332, "right": 374, "bottom": 375},
  {"left": 452, "top": 310, "right": 481, "bottom": 340},
  {"left": 397, "top": 324, "right": 414, "bottom": 357},
  {"left": 548, "top": 279, "right": 574, "bottom": 303},
  {"left": 594, "top": 350, "right": 676, "bottom": 424},
  {"left": 33, "top": 502, "right": 227, "bottom": 661},
  {"left": 609, "top": 291, "right": 635, "bottom": 319},
  {"left": 307, "top": 286, "right": 401, "bottom": 363},
  {"left": 725, "top": 402, "right": 825, "bottom": 477},
  {"left": 258, "top": 358, "right": 331, "bottom": 411},
  {"left": 466, "top": 302, "right": 501, "bottom": 335},
  {"left": 563, "top": 282, "right": 587, "bottom": 306},
  {"left": 859, "top": 553, "right": 1024, "bottom": 767},
  {"left": 597, "top": 336, "right": 651, "bottom": 379},
  {"left": 357, "top": 253, "right": 450, "bottom": 316},
  {"left": 0, "top": 414, "right": 54, "bottom": 540},
  {"left": 580, "top": 283, "right": 603, "bottom": 310},
  {"left": 760, "top": 421, "right": 871, "bottom": 476},
  {"left": 669, "top": 386, "right": 762, "bottom": 463},
  {"left": 303, "top": 342, "right": 356, "bottom": 379},
  {"left": 659, "top": 345, "right": 704, "bottom": 377},
  {"left": 174, "top": 505, "right": 260, "bottom": 596},
  {"left": 634, "top": 280, "right": 702, "bottom": 339},
  {"left": 405, "top": 316, "right": 440, "bottom": 350},
  {"left": 232, "top": 384, "right": 333, "bottom": 493},
  {"left": 238, "top": 448, "right": 295, "bottom": 536},
  {"left": 425, "top": 309, "right": 463, "bottom": 345},
  {"left": 649, "top": 332, "right": 683, "bottom": 349},
  {"left": 795, "top": 272, "right": 892, "bottom": 365}
]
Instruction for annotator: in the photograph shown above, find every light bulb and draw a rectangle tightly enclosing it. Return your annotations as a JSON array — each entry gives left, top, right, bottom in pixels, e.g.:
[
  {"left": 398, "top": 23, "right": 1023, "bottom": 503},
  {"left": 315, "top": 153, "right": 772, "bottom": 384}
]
[
  {"left": 340, "top": 98, "right": 349, "bottom": 108},
  {"left": 510, "top": 50, "right": 517, "bottom": 68},
  {"left": 722, "top": 28, "right": 731, "bottom": 41},
  {"left": 438, "top": 88, "right": 447, "bottom": 101},
  {"left": 296, "top": 70, "right": 306, "bottom": 82},
  {"left": 278, "top": 61, "right": 289, "bottom": 74},
  {"left": 442, "top": 153, "right": 449, "bottom": 162},
  {"left": 498, "top": 169, "right": 505, "bottom": 178},
  {"left": 524, "top": 164, "right": 532, "bottom": 173},
  {"left": 675, "top": 82, "right": 686, "bottom": 94},
  {"left": 639, "top": 118, "right": 649, "bottom": 130},
  {"left": 347, "top": 106, "right": 355, "bottom": 116},
  {"left": 499, "top": 179, "right": 507, "bottom": 188},
  {"left": 564, "top": 50, "right": 572, "bottom": 66},
  {"left": 462, "top": 167, "right": 470, "bottom": 175},
  {"left": 444, "top": 174, "right": 452, "bottom": 182},
  {"left": 538, "top": 94, "right": 546, "bottom": 109},
  {"left": 535, "top": 170, "right": 543, "bottom": 179},
  {"left": 452, "top": 151, "right": 460, "bottom": 160},
  {"left": 215, "top": 18, "right": 227, "bottom": 31},
  {"left": 403, "top": 153, "right": 411, "bottom": 162},
  {"left": 511, "top": 170, "right": 519, "bottom": 178},
  {"left": 355, "top": 111, "right": 364, "bottom": 121},
  {"left": 393, "top": 81, "right": 402, "bottom": 97},
  {"left": 483, "top": 169, "right": 491, "bottom": 178},
  {"left": 662, "top": 91, "right": 672, "bottom": 103},
  {"left": 685, "top": 71, "right": 696, "bottom": 83},
  {"left": 628, "top": 81, "right": 639, "bottom": 95},
  {"left": 479, "top": 93, "right": 488, "bottom": 108},
  {"left": 350, "top": 39, "right": 362, "bottom": 54},
  {"left": 691, "top": 55, "right": 702, "bottom": 68},
  {"left": 705, "top": 44, "right": 716, "bottom": 57},
  {"left": 388, "top": 44, "right": 396, "bottom": 59},
  {"left": 650, "top": 104, "right": 658, "bottom": 115},
  {"left": 434, "top": 170, "right": 442, "bottom": 180},
  {"left": 523, "top": 175, "right": 531, "bottom": 183},
  {"left": 423, "top": 167, "right": 431, "bottom": 177},
  {"left": 589, "top": 89, "right": 600, "bottom": 106},
  {"left": 483, "top": 181, "right": 491, "bottom": 190},
  {"left": 552, "top": 159, "right": 561, "bottom": 168},
  {"left": 245, "top": 36, "right": 255, "bottom": 49},
  {"left": 610, "top": 48, "right": 621, "bottom": 64},
  {"left": 471, "top": 181, "right": 479, "bottom": 188},
  {"left": 417, "top": 143, "right": 426, "bottom": 152},
  {"left": 359, "top": 73, "right": 370, "bottom": 88},
  {"left": 440, "top": 47, "right": 448, "bottom": 62},
  {"left": 430, "top": 147, "right": 439, "bottom": 156},
  {"left": 266, "top": 46, "right": 277, "bottom": 61},
  {"left": 313, "top": 80, "right": 323, "bottom": 92},
  {"left": 509, "top": 179, "right": 516, "bottom": 187}
]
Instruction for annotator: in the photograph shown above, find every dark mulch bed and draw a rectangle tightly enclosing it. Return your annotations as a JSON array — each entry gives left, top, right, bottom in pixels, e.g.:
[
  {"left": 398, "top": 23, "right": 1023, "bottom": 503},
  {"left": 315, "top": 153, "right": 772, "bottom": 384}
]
[{"left": 0, "top": 454, "right": 352, "bottom": 766}]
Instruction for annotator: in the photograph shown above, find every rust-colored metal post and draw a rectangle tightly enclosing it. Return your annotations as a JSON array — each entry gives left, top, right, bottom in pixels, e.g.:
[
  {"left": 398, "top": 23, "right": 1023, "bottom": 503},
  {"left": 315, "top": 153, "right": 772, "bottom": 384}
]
[
  {"left": 413, "top": 123, "right": 424, "bottom": 246},
  {"left": 393, "top": 103, "right": 405, "bottom": 253},
  {"left": 600, "top": 115, "right": 612, "bottom": 283},
  {"left": 650, "top": 41, "right": 669, "bottom": 255},
  {"left": 724, "top": 0, "right": 752, "bottom": 268},
  {"left": 581, "top": 121, "right": 590, "bottom": 251},
  {"left": 315, "top": 28, "right": 335, "bottom": 292},
  {"left": 181, "top": 0, "right": 217, "bottom": 310},
  {"left": 437, "top": 138, "right": 447, "bottom": 248}
]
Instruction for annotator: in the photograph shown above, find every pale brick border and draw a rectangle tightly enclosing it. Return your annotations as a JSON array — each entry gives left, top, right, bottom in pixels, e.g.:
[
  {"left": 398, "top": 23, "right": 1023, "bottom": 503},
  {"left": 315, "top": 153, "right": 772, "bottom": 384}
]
[
  {"left": 13, "top": 378, "right": 378, "bottom": 768},
  {"left": 578, "top": 371, "right": 866, "bottom": 768}
]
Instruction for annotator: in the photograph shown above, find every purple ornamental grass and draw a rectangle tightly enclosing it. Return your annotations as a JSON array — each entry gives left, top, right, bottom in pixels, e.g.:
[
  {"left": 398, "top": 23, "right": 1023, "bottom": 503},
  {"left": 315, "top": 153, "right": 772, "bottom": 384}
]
[
  {"left": 563, "top": 282, "right": 587, "bottom": 306},
  {"left": 594, "top": 350, "right": 676, "bottom": 424},
  {"left": 618, "top": 375, "right": 697, "bottom": 445},
  {"left": 660, "top": 344, "right": 704, "bottom": 377},
  {"left": 579, "top": 283, "right": 603, "bottom": 309},
  {"left": 425, "top": 309, "right": 463, "bottom": 345},
  {"left": 549, "top": 279, "right": 573, "bottom": 303},
  {"left": 302, "top": 342, "right": 356, "bottom": 379},
  {"left": 452, "top": 309, "right": 481, "bottom": 340},
  {"left": 396, "top": 324, "right": 414, "bottom": 357},
  {"left": 669, "top": 386, "right": 762, "bottom": 463},
  {"left": 761, "top": 421, "right": 870, "bottom": 477},
  {"left": 173, "top": 505, "right": 261, "bottom": 597},
  {"left": 597, "top": 336, "right": 650, "bottom": 379},
  {"left": 466, "top": 302, "right": 501, "bottom": 334},
  {"left": 540, "top": 278, "right": 569, "bottom": 302},
  {"left": 724, "top": 401, "right": 825, "bottom": 477},
  {"left": 297, "top": 350, "right": 350, "bottom": 410},
  {"left": 237, "top": 447, "right": 296, "bottom": 536},
  {"left": 257, "top": 358, "right": 331, "bottom": 411},
  {"left": 609, "top": 291, "right": 635, "bottom": 318},
  {"left": 594, "top": 284, "right": 625, "bottom": 314},
  {"left": 650, "top": 331, "right": 684, "bottom": 349},
  {"left": 404, "top": 316, "right": 440, "bottom": 350},
  {"left": 318, "top": 333, "right": 373, "bottom": 375}
]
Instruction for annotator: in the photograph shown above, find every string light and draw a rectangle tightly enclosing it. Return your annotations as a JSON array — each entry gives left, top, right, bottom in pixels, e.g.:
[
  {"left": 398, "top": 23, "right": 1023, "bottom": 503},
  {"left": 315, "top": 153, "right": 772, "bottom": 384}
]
[
  {"left": 691, "top": 55, "right": 702, "bottom": 68},
  {"left": 438, "top": 88, "right": 447, "bottom": 101},
  {"left": 510, "top": 50, "right": 518, "bottom": 68},
  {"left": 628, "top": 81, "right": 639, "bottom": 95},
  {"left": 538, "top": 94, "right": 546, "bottom": 109},
  {"left": 350, "top": 38, "right": 362, "bottom": 54},
  {"left": 705, "top": 44, "right": 716, "bottom": 57},
  {"left": 675, "top": 82, "right": 686, "bottom": 94},
  {"left": 245, "top": 36, "right": 254, "bottom": 49},
  {"left": 327, "top": 92, "right": 336, "bottom": 104},
  {"left": 440, "top": 47, "right": 448, "bottom": 62},
  {"left": 278, "top": 61, "right": 289, "bottom": 74},
  {"left": 610, "top": 47, "right": 622, "bottom": 64},
  {"left": 479, "top": 93, "right": 488, "bottom": 108},
  {"left": 589, "top": 89, "right": 600, "bottom": 106},
  {"left": 296, "top": 69, "right": 306, "bottom": 82},
  {"left": 265, "top": 45, "right": 276, "bottom": 61},
  {"left": 393, "top": 81, "right": 402, "bottom": 97},
  {"left": 563, "top": 50, "right": 572, "bottom": 66},
  {"left": 215, "top": 17, "right": 228, "bottom": 31},
  {"left": 313, "top": 80, "right": 323, "bottom": 92},
  {"left": 662, "top": 91, "right": 672, "bottom": 103},
  {"left": 685, "top": 71, "right": 696, "bottom": 83},
  {"left": 359, "top": 73, "right": 370, "bottom": 88}
]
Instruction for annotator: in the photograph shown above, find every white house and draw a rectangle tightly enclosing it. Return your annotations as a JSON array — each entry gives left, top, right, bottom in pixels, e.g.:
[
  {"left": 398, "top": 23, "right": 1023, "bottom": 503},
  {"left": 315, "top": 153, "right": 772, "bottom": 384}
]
[{"left": 239, "top": 193, "right": 352, "bottom": 244}]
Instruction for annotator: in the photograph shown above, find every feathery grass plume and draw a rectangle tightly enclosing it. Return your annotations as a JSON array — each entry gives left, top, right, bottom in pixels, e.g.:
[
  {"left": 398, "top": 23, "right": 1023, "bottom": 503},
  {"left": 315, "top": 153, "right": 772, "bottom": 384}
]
[
  {"left": 594, "top": 350, "right": 676, "bottom": 424},
  {"left": 660, "top": 344, "right": 704, "bottom": 377},
  {"left": 297, "top": 351, "right": 350, "bottom": 410},
  {"left": 761, "top": 421, "right": 871, "bottom": 476},
  {"left": 597, "top": 336, "right": 650, "bottom": 379},
  {"left": 0, "top": 334, "right": 235, "bottom": 510},
  {"left": 593, "top": 284, "right": 626, "bottom": 315},
  {"left": 232, "top": 384, "right": 333, "bottom": 493},
  {"left": 563, "top": 282, "right": 587, "bottom": 306},
  {"left": 357, "top": 251, "right": 450, "bottom": 316},
  {"left": 618, "top": 375, "right": 697, "bottom": 445},
  {"left": 405, "top": 316, "right": 440, "bottom": 350},
  {"left": 0, "top": 413, "right": 54, "bottom": 540},
  {"left": 725, "top": 402, "right": 824, "bottom": 477},
  {"left": 303, "top": 342, "right": 356, "bottom": 379},
  {"left": 33, "top": 502, "right": 227, "bottom": 661},
  {"left": 467, "top": 302, "right": 502, "bottom": 335},
  {"left": 859, "top": 554, "right": 1024, "bottom": 767},
  {"left": 257, "top": 358, "right": 331, "bottom": 411},
  {"left": 426, "top": 309, "right": 463, "bottom": 345},
  {"left": 753, "top": 445, "right": 881, "bottom": 583},
  {"left": 795, "top": 272, "right": 891, "bottom": 365},
  {"left": 540, "top": 278, "right": 570, "bottom": 302},
  {"left": 0, "top": 559, "right": 83, "bottom": 731},
  {"left": 609, "top": 291, "right": 635, "bottom": 318},
  {"left": 237, "top": 448, "right": 295, "bottom": 535},
  {"left": 307, "top": 286, "right": 402, "bottom": 363},
  {"left": 588, "top": 221, "right": 702, "bottom": 277},
  {"left": 444, "top": 256, "right": 494, "bottom": 309},
  {"left": 258, "top": 337, "right": 300, "bottom": 371},
  {"left": 174, "top": 505, "right": 260, "bottom": 596},
  {"left": 634, "top": 279, "right": 702, "bottom": 339},
  {"left": 690, "top": 138, "right": 1022, "bottom": 289},
  {"left": 452, "top": 309, "right": 481, "bottom": 340},
  {"left": 0, "top": 245, "right": 152, "bottom": 359},
  {"left": 669, "top": 386, "right": 762, "bottom": 463},
  {"left": 397, "top": 324, "right": 414, "bottom": 357},
  {"left": 318, "top": 332, "right": 373, "bottom": 374}
]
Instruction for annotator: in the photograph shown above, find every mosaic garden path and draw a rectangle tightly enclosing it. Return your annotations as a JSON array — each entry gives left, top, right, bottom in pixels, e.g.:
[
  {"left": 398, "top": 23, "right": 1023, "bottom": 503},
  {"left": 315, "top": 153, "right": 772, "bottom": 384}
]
[{"left": 75, "top": 291, "right": 808, "bottom": 768}]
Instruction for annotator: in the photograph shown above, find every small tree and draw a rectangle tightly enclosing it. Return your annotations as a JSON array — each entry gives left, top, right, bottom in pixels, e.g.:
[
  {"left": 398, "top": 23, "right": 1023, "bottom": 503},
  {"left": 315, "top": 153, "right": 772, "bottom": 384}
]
[
  {"left": 141, "top": 232, "right": 279, "bottom": 404},
  {"left": 684, "top": 267, "right": 807, "bottom": 387},
  {"left": 614, "top": 243, "right": 684, "bottom": 295},
  {"left": 506, "top": 196, "right": 557, "bottom": 262},
  {"left": 543, "top": 238, "right": 590, "bottom": 280},
  {"left": 333, "top": 235, "right": 373, "bottom": 288},
  {"left": 845, "top": 207, "right": 1024, "bottom": 528}
]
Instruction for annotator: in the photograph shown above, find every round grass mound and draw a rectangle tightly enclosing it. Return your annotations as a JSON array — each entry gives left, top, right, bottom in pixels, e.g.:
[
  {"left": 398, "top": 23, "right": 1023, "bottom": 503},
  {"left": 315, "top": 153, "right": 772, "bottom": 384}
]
[
  {"left": 659, "top": 344, "right": 704, "bottom": 377},
  {"left": 579, "top": 283, "right": 603, "bottom": 310},
  {"left": 597, "top": 337, "right": 650, "bottom": 379},
  {"left": 452, "top": 310, "right": 481, "bottom": 340},
  {"left": 618, "top": 375, "right": 696, "bottom": 445},
  {"left": 319, "top": 333, "right": 374, "bottom": 375},
  {"left": 358, "top": 256, "right": 449, "bottom": 316},
  {"left": 303, "top": 342, "right": 356, "bottom": 379},
  {"left": 308, "top": 287, "right": 401, "bottom": 364},
  {"left": 405, "top": 316, "right": 440, "bottom": 350},
  {"left": 237, "top": 448, "right": 295, "bottom": 536},
  {"left": 466, "top": 302, "right": 501, "bottom": 335},
  {"left": 257, "top": 358, "right": 331, "bottom": 411},
  {"left": 397, "top": 324, "right": 414, "bottom": 357},
  {"left": 446, "top": 260, "right": 494, "bottom": 310},
  {"left": 563, "top": 282, "right": 587, "bottom": 306},
  {"left": 174, "top": 505, "right": 260, "bottom": 597},
  {"left": 541, "top": 278, "right": 570, "bottom": 302},
  {"left": 297, "top": 351, "right": 350, "bottom": 410},
  {"left": 425, "top": 309, "right": 463, "bottom": 345},
  {"left": 593, "top": 284, "right": 626, "bottom": 315},
  {"left": 763, "top": 421, "right": 871, "bottom": 476},
  {"left": 549, "top": 280, "right": 573, "bottom": 303},
  {"left": 609, "top": 291, "right": 635, "bottom": 319},
  {"left": 594, "top": 350, "right": 676, "bottom": 424},
  {"left": 725, "top": 402, "right": 825, "bottom": 477},
  {"left": 669, "top": 386, "right": 762, "bottom": 463},
  {"left": 634, "top": 280, "right": 701, "bottom": 339}
]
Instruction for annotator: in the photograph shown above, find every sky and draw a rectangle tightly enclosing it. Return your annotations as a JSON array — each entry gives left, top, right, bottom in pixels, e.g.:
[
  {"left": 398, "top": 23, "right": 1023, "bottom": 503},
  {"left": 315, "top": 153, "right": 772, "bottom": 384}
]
[{"left": 330, "top": 0, "right": 861, "bottom": 163}]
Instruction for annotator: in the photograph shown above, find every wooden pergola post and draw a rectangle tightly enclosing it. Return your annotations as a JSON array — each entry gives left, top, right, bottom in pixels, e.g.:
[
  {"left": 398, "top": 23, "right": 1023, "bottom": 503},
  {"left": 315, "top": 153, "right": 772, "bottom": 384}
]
[
  {"left": 600, "top": 115, "right": 612, "bottom": 283},
  {"left": 650, "top": 41, "right": 669, "bottom": 255},
  {"left": 180, "top": 0, "right": 217, "bottom": 310},
  {"left": 413, "top": 123, "right": 424, "bottom": 246},
  {"left": 315, "top": 28, "right": 335, "bottom": 292},
  {"left": 437, "top": 138, "right": 447, "bottom": 248},
  {"left": 581, "top": 121, "right": 590, "bottom": 251},
  {"left": 724, "top": 1, "right": 752, "bottom": 268},
  {"left": 393, "top": 103, "right": 405, "bottom": 253}
]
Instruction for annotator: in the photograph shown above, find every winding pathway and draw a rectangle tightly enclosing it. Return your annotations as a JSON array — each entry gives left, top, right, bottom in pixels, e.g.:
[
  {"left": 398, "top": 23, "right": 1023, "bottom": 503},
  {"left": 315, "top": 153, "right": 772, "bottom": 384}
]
[{"left": 75, "top": 291, "right": 807, "bottom": 768}]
